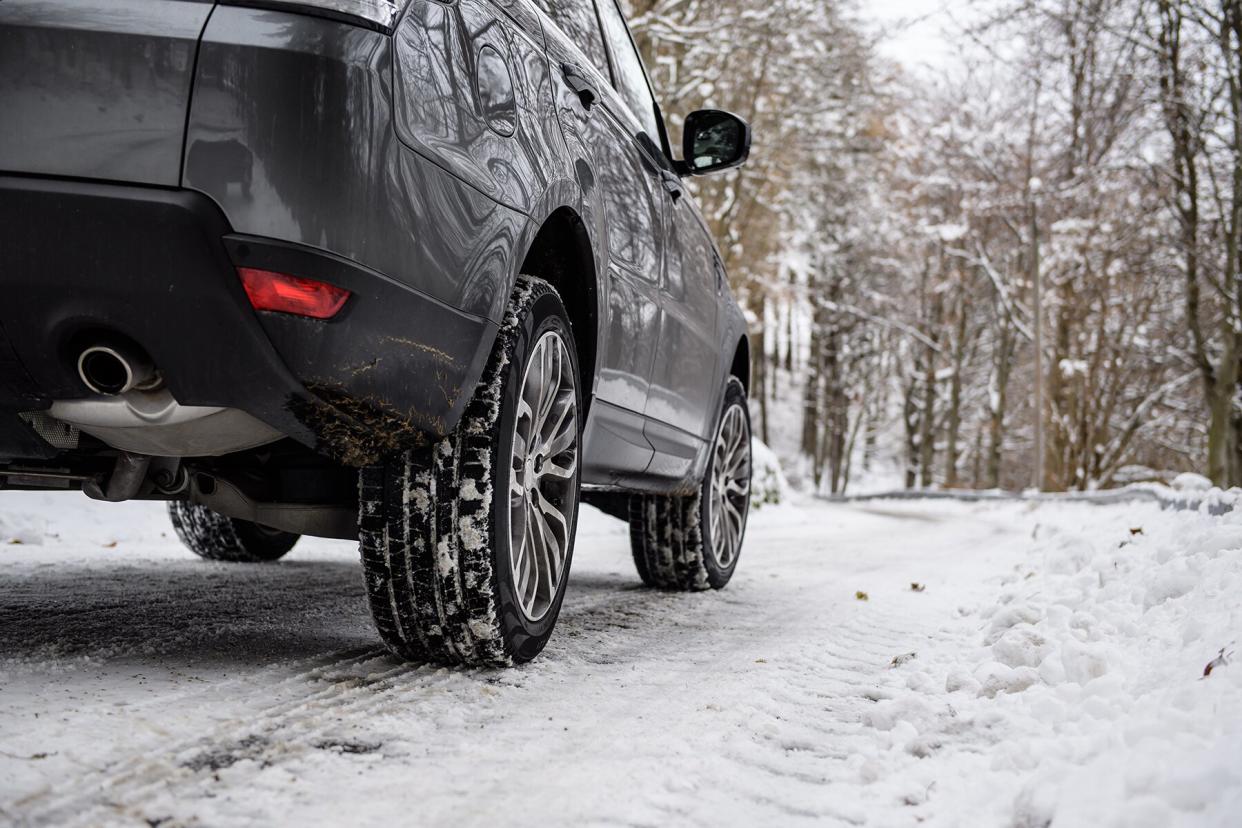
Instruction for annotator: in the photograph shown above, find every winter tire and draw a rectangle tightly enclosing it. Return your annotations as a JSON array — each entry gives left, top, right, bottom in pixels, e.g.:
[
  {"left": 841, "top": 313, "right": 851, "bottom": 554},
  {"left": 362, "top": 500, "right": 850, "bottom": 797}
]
[
  {"left": 630, "top": 376, "right": 751, "bottom": 590},
  {"left": 358, "top": 276, "right": 583, "bottom": 666},
  {"left": 167, "top": 501, "right": 299, "bottom": 562}
]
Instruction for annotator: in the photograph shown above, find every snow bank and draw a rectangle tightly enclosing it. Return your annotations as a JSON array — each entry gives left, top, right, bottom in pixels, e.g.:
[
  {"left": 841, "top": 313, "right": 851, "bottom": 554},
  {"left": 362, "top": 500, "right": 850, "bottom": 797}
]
[
  {"left": 748, "top": 438, "right": 790, "bottom": 509},
  {"left": 1171, "top": 472, "right": 1213, "bottom": 492},
  {"left": 865, "top": 500, "right": 1242, "bottom": 826},
  {"left": 831, "top": 480, "right": 1242, "bottom": 517}
]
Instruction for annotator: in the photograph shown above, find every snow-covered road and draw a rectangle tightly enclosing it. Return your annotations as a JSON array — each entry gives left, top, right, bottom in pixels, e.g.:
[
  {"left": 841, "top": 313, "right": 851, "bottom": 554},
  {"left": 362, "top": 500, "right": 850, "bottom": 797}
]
[{"left": 1, "top": 492, "right": 1239, "bottom": 827}]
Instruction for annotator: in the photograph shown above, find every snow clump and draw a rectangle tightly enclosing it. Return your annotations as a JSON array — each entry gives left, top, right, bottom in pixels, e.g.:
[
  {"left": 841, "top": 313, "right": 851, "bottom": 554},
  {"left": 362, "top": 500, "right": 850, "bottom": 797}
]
[{"left": 861, "top": 498, "right": 1242, "bottom": 825}]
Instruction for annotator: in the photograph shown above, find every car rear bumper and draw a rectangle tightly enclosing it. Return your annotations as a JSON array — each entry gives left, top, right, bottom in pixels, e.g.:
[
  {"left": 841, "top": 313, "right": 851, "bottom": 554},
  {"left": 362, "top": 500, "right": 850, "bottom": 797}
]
[{"left": 0, "top": 174, "right": 496, "bottom": 465}]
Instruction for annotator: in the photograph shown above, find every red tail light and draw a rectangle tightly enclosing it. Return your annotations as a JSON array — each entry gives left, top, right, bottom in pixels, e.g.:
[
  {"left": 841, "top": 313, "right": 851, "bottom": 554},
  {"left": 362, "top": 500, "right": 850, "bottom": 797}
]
[{"left": 237, "top": 267, "right": 350, "bottom": 320}]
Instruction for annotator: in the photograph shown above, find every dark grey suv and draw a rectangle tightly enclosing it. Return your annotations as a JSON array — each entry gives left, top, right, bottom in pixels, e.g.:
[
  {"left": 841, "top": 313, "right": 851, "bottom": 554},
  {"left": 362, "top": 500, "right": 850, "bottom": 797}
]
[{"left": 0, "top": 0, "right": 754, "bottom": 664}]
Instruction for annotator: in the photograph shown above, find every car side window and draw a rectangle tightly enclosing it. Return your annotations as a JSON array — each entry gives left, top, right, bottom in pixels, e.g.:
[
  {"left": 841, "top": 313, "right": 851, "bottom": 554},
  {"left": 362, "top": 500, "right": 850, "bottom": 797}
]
[
  {"left": 594, "top": 0, "right": 662, "bottom": 141},
  {"left": 530, "top": 0, "right": 610, "bottom": 78}
]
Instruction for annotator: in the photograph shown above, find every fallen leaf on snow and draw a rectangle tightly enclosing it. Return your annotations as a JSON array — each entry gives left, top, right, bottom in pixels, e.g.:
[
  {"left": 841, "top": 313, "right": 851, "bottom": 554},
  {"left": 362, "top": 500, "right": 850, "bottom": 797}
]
[
  {"left": 1129, "top": 527, "right": 1144, "bottom": 536},
  {"left": 102, "top": 541, "right": 118, "bottom": 549},
  {"left": 0, "top": 749, "right": 55, "bottom": 760},
  {"left": 1203, "top": 647, "right": 1233, "bottom": 677},
  {"left": 855, "top": 591, "right": 870, "bottom": 602},
  {"left": 910, "top": 583, "right": 926, "bottom": 592}
]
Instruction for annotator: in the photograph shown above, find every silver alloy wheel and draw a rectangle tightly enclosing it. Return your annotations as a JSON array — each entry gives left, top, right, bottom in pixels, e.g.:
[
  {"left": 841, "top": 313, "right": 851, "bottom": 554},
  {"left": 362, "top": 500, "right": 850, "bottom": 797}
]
[
  {"left": 708, "top": 404, "right": 750, "bottom": 569},
  {"left": 508, "top": 330, "right": 579, "bottom": 622}
]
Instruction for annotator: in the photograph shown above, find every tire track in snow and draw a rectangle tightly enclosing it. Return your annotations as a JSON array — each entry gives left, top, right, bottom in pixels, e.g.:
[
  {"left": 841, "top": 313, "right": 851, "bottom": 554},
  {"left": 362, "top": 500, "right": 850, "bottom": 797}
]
[
  {"left": 18, "top": 575, "right": 761, "bottom": 825},
  {"left": 4, "top": 499, "right": 1026, "bottom": 826},
  {"left": 695, "top": 612, "right": 938, "bottom": 825},
  {"left": 605, "top": 504, "right": 1003, "bottom": 827},
  {"left": 13, "top": 646, "right": 405, "bottom": 825}
]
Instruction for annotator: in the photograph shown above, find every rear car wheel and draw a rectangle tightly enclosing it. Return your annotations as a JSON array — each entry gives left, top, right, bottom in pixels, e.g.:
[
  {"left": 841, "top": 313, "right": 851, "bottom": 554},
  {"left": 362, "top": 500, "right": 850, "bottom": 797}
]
[
  {"left": 630, "top": 376, "right": 751, "bottom": 590},
  {"left": 167, "top": 502, "right": 299, "bottom": 562},
  {"left": 358, "top": 277, "right": 582, "bottom": 666}
]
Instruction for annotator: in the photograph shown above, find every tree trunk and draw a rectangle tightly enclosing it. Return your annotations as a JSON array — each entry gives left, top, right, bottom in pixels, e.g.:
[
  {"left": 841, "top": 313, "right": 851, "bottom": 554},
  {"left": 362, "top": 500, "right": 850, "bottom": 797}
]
[
  {"left": 1208, "top": 341, "right": 1239, "bottom": 485},
  {"left": 971, "top": 425, "right": 984, "bottom": 489},
  {"left": 769, "top": 302, "right": 782, "bottom": 398},
  {"left": 986, "top": 325, "right": 1015, "bottom": 490},
  {"left": 751, "top": 293, "right": 770, "bottom": 446},
  {"left": 840, "top": 407, "right": 865, "bottom": 494},
  {"left": 1043, "top": 304, "right": 1072, "bottom": 492},
  {"left": 918, "top": 342, "right": 937, "bottom": 488},
  {"left": 801, "top": 312, "right": 823, "bottom": 460},
  {"left": 903, "top": 377, "right": 919, "bottom": 489},
  {"left": 944, "top": 290, "right": 968, "bottom": 487},
  {"left": 784, "top": 292, "right": 795, "bottom": 373}
]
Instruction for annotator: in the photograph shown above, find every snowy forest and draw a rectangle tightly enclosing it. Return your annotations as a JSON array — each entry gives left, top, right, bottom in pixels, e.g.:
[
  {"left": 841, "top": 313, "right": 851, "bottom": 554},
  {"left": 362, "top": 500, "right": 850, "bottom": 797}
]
[{"left": 622, "top": 0, "right": 1242, "bottom": 494}]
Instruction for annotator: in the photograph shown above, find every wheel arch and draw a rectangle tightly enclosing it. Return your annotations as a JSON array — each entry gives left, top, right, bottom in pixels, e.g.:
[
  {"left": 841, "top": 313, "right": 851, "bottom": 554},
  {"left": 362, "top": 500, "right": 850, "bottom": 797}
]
[
  {"left": 729, "top": 334, "right": 751, "bottom": 394},
  {"left": 518, "top": 204, "right": 601, "bottom": 413}
]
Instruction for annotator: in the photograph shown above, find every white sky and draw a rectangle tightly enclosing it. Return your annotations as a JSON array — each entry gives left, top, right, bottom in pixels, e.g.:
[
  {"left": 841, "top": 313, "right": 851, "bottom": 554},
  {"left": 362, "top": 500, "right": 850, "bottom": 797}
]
[{"left": 862, "top": 0, "right": 987, "bottom": 72}]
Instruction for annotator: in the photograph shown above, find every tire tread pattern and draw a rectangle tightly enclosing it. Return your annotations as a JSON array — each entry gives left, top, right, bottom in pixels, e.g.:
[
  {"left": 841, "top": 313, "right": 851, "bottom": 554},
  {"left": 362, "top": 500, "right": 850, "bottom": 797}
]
[
  {"left": 629, "top": 376, "right": 748, "bottom": 591},
  {"left": 629, "top": 492, "right": 711, "bottom": 591},
  {"left": 167, "top": 502, "right": 298, "bottom": 562},
  {"left": 359, "top": 277, "right": 549, "bottom": 666}
]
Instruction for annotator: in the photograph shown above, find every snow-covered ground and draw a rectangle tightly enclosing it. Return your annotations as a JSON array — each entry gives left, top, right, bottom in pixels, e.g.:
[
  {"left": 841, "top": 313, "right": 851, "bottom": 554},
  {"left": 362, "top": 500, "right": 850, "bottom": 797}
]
[{"left": 1, "top": 491, "right": 1240, "bottom": 826}]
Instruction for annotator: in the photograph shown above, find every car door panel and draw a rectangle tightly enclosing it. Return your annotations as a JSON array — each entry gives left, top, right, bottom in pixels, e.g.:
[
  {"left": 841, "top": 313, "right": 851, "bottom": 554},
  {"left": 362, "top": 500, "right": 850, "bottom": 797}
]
[
  {"left": 581, "top": 398, "right": 654, "bottom": 488},
  {"left": 575, "top": 85, "right": 665, "bottom": 480},
  {"left": 537, "top": 2, "right": 663, "bottom": 479},
  {"left": 588, "top": 91, "right": 664, "bottom": 414},
  {"left": 642, "top": 417, "right": 702, "bottom": 484},
  {"left": 644, "top": 199, "right": 721, "bottom": 442}
]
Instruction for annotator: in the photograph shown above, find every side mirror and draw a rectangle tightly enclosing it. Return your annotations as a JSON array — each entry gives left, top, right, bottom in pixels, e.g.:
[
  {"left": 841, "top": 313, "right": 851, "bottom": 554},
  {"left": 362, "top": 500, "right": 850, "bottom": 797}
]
[{"left": 680, "top": 109, "right": 751, "bottom": 176}]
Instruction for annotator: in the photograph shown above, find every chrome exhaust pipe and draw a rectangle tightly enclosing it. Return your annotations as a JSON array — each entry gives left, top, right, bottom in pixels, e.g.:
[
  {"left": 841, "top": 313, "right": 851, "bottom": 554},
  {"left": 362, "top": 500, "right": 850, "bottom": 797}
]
[{"left": 77, "top": 343, "right": 157, "bottom": 396}]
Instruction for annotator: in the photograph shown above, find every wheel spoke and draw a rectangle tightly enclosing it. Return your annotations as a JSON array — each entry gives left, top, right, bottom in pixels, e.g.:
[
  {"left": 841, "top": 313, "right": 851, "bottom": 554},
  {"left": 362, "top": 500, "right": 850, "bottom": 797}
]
[
  {"left": 529, "top": 502, "right": 554, "bottom": 592},
  {"left": 516, "top": 510, "right": 534, "bottom": 605},
  {"left": 715, "top": 503, "right": 730, "bottom": 564},
  {"left": 535, "top": 488, "right": 569, "bottom": 546},
  {"left": 537, "top": 341, "right": 556, "bottom": 423},
  {"left": 541, "top": 458, "right": 577, "bottom": 480},
  {"left": 723, "top": 498, "right": 743, "bottom": 557},
  {"left": 710, "top": 499, "right": 723, "bottom": 546},
  {"left": 704, "top": 402, "right": 751, "bottom": 570},
  {"left": 533, "top": 506, "right": 560, "bottom": 599},
  {"left": 727, "top": 450, "right": 749, "bottom": 481},
  {"left": 730, "top": 417, "right": 746, "bottom": 457},
  {"left": 507, "top": 329, "right": 579, "bottom": 622},
  {"left": 543, "top": 393, "right": 576, "bottom": 456},
  {"left": 519, "top": 379, "right": 538, "bottom": 429},
  {"left": 526, "top": 502, "right": 543, "bottom": 601}
]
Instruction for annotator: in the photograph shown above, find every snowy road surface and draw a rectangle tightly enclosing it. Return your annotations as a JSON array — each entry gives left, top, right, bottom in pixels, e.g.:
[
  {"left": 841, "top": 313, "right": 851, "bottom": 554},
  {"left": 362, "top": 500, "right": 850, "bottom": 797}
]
[{"left": 1, "top": 492, "right": 1240, "bottom": 827}]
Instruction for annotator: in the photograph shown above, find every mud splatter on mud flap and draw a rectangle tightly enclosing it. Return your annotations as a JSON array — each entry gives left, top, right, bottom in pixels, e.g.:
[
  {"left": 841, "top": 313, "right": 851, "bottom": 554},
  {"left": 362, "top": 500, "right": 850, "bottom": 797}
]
[{"left": 290, "top": 386, "right": 434, "bottom": 468}]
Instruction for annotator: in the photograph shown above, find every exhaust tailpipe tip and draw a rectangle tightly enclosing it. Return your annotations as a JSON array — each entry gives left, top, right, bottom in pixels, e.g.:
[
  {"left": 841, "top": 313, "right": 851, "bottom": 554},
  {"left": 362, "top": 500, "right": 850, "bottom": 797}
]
[{"left": 78, "top": 344, "right": 156, "bottom": 396}]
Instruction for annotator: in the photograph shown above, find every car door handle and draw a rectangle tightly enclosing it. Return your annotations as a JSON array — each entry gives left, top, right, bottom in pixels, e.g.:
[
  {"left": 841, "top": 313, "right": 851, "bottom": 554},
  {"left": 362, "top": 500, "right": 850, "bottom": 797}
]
[
  {"left": 660, "top": 169, "right": 683, "bottom": 201},
  {"left": 561, "top": 63, "right": 598, "bottom": 111}
]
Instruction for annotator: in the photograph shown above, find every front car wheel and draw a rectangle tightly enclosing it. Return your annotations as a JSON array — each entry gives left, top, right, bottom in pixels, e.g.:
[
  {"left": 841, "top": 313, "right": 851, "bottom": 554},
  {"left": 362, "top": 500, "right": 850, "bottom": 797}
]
[
  {"left": 630, "top": 376, "right": 752, "bottom": 590},
  {"left": 168, "top": 501, "right": 299, "bottom": 563}
]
